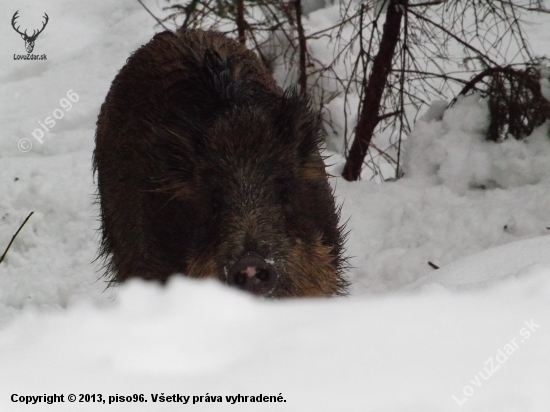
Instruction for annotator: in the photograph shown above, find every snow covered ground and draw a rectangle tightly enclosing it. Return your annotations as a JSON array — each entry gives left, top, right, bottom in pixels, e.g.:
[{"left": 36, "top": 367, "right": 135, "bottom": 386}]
[{"left": 1, "top": 0, "right": 550, "bottom": 411}]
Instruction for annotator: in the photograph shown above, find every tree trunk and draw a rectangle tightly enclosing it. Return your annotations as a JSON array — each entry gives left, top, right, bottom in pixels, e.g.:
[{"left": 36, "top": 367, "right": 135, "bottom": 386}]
[
  {"left": 294, "top": 0, "right": 308, "bottom": 95},
  {"left": 342, "top": 0, "right": 406, "bottom": 181},
  {"left": 236, "top": 0, "right": 246, "bottom": 44}
]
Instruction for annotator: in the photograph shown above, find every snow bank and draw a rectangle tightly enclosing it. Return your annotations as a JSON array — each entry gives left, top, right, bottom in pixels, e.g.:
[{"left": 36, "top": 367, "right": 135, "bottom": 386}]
[
  {"left": 410, "top": 234, "right": 550, "bottom": 290},
  {"left": 331, "top": 93, "right": 550, "bottom": 294},
  {"left": 403, "top": 94, "right": 550, "bottom": 194},
  {"left": 1, "top": 272, "right": 549, "bottom": 411}
]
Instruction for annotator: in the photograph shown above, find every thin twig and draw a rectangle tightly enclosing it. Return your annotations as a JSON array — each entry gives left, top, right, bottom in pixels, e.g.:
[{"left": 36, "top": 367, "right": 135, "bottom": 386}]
[
  {"left": 409, "top": 8, "right": 499, "bottom": 67},
  {"left": 0, "top": 211, "right": 34, "bottom": 265},
  {"left": 294, "top": 0, "right": 308, "bottom": 94},
  {"left": 428, "top": 261, "right": 439, "bottom": 269},
  {"left": 137, "top": 0, "right": 172, "bottom": 32},
  {"left": 408, "top": 0, "right": 447, "bottom": 7}
]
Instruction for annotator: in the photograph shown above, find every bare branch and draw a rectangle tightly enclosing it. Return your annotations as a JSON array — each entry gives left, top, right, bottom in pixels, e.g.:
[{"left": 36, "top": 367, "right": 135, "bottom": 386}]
[
  {"left": 0, "top": 212, "right": 34, "bottom": 265},
  {"left": 137, "top": 0, "right": 172, "bottom": 31}
]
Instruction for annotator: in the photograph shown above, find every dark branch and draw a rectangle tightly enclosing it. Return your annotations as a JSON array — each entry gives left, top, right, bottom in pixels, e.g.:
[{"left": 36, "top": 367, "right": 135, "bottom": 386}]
[{"left": 0, "top": 212, "right": 34, "bottom": 265}]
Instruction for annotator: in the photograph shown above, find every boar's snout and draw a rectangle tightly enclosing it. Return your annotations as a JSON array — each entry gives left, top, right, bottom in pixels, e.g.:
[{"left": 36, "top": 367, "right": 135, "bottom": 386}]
[{"left": 227, "top": 252, "right": 278, "bottom": 295}]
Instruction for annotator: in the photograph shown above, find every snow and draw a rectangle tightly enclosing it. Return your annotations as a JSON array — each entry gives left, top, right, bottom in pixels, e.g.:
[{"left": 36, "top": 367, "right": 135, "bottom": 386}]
[
  {"left": 404, "top": 94, "right": 550, "bottom": 193},
  {"left": 409, "top": 234, "right": 550, "bottom": 291},
  {"left": 1, "top": 268, "right": 549, "bottom": 411},
  {"left": 1, "top": 0, "right": 550, "bottom": 411}
]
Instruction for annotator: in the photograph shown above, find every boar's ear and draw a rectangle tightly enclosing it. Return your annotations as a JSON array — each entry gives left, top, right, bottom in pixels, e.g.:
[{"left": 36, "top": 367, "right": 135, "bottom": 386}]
[
  {"left": 277, "top": 87, "right": 324, "bottom": 158},
  {"left": 168, "top": 50, "right": 261, "bottom": 118},
  {"left": 202, "top": 49, "right": 234, "bottom": 93}
]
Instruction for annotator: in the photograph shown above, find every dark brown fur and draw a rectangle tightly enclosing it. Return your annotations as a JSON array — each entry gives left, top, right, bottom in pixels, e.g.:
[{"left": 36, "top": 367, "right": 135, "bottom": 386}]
[{"left": 94, "top": 29, "right": 348, "bottom": 297}]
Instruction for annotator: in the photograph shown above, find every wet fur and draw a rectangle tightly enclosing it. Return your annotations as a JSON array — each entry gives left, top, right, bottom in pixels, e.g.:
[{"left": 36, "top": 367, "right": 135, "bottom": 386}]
[{"left": 94, "top": 29, "right": 348, "bottom": 297}]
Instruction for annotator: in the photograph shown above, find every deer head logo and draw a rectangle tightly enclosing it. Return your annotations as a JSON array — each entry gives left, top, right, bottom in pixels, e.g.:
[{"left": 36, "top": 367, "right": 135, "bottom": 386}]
[{"left": 11, "top": 11, "right": 49, "bottom": 54}]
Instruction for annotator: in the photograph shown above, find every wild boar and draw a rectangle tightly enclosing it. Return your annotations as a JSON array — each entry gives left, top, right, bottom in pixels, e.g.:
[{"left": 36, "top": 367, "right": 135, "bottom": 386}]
[{"left": 94, "top": 29, "right": 348, "bottom": 297}]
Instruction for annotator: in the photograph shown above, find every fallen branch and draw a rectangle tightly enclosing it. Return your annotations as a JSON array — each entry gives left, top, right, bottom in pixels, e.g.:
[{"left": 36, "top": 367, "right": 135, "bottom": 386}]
[{"left": 0, "top": 211, "right": 34, "bottom": 265}]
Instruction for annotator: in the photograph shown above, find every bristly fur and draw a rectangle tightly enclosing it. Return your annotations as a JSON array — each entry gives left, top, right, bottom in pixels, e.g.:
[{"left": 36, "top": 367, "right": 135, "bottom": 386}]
[{"left": 94, "top": 29, "right": 349, "bottom": 296}]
